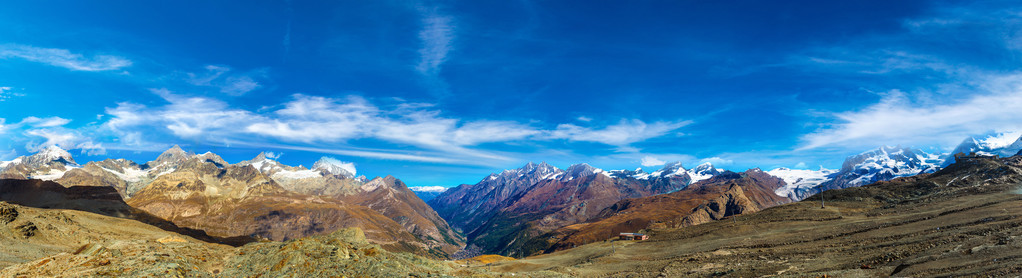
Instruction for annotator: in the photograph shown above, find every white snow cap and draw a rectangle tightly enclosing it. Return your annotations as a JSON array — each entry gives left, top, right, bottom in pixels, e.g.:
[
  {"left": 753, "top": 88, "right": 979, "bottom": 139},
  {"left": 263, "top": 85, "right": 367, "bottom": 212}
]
[
  {"left": 313, "top": 157, "right": 357, "bottom": 177},
  {"left": 37, "top": 145, "right": 75, "bottom": 163}
]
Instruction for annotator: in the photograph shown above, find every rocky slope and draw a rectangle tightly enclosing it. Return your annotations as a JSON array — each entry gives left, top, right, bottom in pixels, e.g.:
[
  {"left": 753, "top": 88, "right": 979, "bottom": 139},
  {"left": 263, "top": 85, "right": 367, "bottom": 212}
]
[
  {"left": 0, "top": 201, "right": 501, "bottom": 277},
  {"left": 430, "top": 161, "right": 722, "bottom": 257},
  {"left": 0, "top": 179, "right": 253, "bottom": 247},
  {"left": 123, "top": 152, "right": 459, "bottom": 257},
  {"left": 487, "top": 154, "right": 1022, "bottom": 277},
  {"left": 532, "top": 169, "right": 791, "bottom": 253},
  {"left": 235, "top": 152, "right": 464, "bottom": 255}
]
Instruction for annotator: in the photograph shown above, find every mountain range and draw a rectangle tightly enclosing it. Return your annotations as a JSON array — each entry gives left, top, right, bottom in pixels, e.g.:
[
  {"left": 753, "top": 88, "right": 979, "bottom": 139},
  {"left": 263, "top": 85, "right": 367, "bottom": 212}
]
[
  {"left": 422, "top": 132, "right": 1022, "bottom": 257},
  {"left": 3, "top": 132, "right": 1022, "bottom": 260},
  {"left": 1, "top": 132, "right": 1021, "bottom": 275},
  {"left": 0, "top": 145, "right": 464, "bottom": 258}
]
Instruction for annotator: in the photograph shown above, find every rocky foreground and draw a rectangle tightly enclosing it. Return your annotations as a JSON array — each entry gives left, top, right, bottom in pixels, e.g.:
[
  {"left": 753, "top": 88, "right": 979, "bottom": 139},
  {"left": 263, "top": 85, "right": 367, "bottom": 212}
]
[{"left": 0, "top": 201, "right": 521, "bottom": 277}]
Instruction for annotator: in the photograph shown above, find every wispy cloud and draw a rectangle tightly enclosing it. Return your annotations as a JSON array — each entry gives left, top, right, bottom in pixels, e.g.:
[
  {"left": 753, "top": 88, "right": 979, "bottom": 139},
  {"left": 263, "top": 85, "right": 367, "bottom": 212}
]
[
  {"left": 98, "top": 92, "right": 689, "bottom": 164},
  {"left": 800, "top": 73, "right": 1022, "bottom": 150},
  {"left": 640, "top": 155, "right": 665, "bottom": 167},
  {"left": 186, "top": 65, "right": 264, "bottom": 96},
  {"left": 548, "top": 119, "right": 691, "bottom": 150},
  {"left": 0, "top": 116, "right": 108, "bottom": 156},
  {"left": 105, "top": 88, "right": 259, "bottom": 140},
  {"left": 0, "top": 44, "right": 131, "bottom": 71},
  {"left": 0, "top": 87, "right": 24, "bottom": 101},
  {"left": 20, "top": 116, "right": 71, "bottom": 127},
  {"left": 282, "top": 0, "right": 293, "bottom": 61},
  {"left": 415, "top": 8, "right": 455, "bottom": 75}
]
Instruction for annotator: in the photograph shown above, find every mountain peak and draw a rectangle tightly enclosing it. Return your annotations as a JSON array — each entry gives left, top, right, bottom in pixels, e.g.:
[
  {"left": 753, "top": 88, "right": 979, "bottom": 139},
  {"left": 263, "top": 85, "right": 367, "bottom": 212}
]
[
  {"left": 155, "top": 145, "right": 191, "bottom": 162},
  {"left": 660, "top": 161, "right": 685, "bottom": 173},
  {"left": 943, "top": 132, "right": 1022, "bottom": 166},
  {"left": 33, "top": 145, "right": 75, "bottom": 165},
  {"left": 564, "top": 163, "right": 598, "bottom": 178},
  {"left": 313, "top": 157, "right": 356, "bottom": 178}
]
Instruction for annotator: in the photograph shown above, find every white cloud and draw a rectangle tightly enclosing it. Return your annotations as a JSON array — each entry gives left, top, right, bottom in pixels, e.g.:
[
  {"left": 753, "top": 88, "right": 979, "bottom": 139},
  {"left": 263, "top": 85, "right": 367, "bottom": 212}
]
[
  {"left": 640, "top": 155, "right": 666, "bottom": 167},
  {"left": 0, "top": 87, "right": 23, "bottom": 101},
  {"left": 24, "top": 128, "right": 105, "bottom": 155},
  {"left": 800, "top": 73, "right": 1022, "bottom": 150},
  {"left": 549, "top": 119, "right": 691, "bottom": 148},
  {"left": 186, "top": 65, "right": 263, "bottom": 96},
  {"left": 576, "top": 116, "right": 593, "bottom": 122},
  {"left": 99, "top": 92, "right": 687, "bottom": 164},
  {"left": 0, "top": 44, "right": 131, "bottom": 71},
  {"left": 264, "top": 151, "right": 281, "bottom": 159},
  {"left": 19, "top": 116, "right": 71, "bottom": 127},
  {"left": 415, "top": 9, "right": 455, "bottom": 75},
  {"left": 102, "top": 89, "right": 261, "bottom": 149},
  {"left": 794, "top": 162, "right": 808, "bottom": 169},
  {"left": 699, "top": 157, "right": 734, "bottom": 166}
]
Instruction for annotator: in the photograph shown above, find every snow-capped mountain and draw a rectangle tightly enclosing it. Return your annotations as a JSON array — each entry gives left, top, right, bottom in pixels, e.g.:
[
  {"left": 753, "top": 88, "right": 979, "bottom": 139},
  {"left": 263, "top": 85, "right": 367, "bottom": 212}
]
[
  {"left": 838, "top": 146, "right": 942, "bottom": 185},
  {"left": 0, "top": 145, "right": 80, "bottom": 180},
  {"left": 784, "top": 146, "right": 941, "bottom": 200},
  {"left": 409, "top": 186, "right": 449, "bottom": 202},
  {"left": 767, "top": 167, "right": 838, "bottom": 200},
  {"left": 611, "top": 161, "right": 723, "bottom": 185},
  {"left": 313, "top": 157, "right": 357, "bottom": 178},
  {"left": 941, "top": 132, "right": 1022, "bottom": 166}
]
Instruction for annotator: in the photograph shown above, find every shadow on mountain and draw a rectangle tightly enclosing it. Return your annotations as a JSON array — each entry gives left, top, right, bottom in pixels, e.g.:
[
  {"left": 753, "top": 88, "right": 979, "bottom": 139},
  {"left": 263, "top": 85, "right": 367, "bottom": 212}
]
[{"left": 0, "top": 179, "right": 255, "bottom": 247}]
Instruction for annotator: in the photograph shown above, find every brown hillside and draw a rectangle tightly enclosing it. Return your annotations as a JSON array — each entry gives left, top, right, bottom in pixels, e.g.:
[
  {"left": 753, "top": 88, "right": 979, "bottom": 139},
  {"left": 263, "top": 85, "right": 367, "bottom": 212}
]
[{"left": 537, "top": 169, "right": 791, "bottom": 253}]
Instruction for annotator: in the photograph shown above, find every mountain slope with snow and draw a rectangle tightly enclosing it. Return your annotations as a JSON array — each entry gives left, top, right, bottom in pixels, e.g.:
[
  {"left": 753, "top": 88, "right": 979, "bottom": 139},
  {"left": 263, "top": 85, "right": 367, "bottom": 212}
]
[
  {"left": 941, "top": 132, "right": 1022, "bottom": 166},
  {"left": 0, "top": 146, "right": 80, "bottom": 181},
  {"left": 767, "top": 167, "right": 838, "bottom": 200},
  {"left": 788, "top": 146, "right": 941, "bottom": 200}
]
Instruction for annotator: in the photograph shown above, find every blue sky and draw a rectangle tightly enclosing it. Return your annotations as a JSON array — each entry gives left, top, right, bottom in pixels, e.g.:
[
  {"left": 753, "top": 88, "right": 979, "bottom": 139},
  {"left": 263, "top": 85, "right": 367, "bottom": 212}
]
[{"left": 2, "top": 0, "right": 1022, "bottom": 187}]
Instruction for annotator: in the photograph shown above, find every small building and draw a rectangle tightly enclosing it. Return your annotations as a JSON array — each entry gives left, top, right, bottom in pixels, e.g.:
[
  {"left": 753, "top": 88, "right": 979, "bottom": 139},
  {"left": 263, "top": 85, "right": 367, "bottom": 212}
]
[{"left": 619, "top": 233, "right": 648, "bottom": 240}]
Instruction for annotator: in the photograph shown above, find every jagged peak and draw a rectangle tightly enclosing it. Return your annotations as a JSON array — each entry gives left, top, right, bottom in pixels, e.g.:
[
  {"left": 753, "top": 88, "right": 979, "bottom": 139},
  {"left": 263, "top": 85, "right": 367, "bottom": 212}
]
[
  {"left": 155, "top": 145, "right": 192, "bottom": 162},
  {"left": 694, "top": 162, "right": 716, "bottom": 171},
  {"left": 564, "top": 163, "right": 601, "bottom": 178},
  {"left": 660, "top": 161, "right": 686, "bottom": 172},
  {"left": 313, "top": 157, "right": 356, "bottom": 178},
  {"left": 32, "top": 145, "right": 76, "bottom": 165}
]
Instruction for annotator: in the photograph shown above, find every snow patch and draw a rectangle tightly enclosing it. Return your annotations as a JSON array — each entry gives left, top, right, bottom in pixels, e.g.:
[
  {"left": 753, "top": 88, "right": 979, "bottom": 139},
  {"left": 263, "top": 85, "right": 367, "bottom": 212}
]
[
  {"left": 409, "top": 186, "right": 449, "bottom": 193},
  {"left": 30, "top": 166, "right": 77, "bottom": 181},
  {"left": 768, "top": 167, "right": 837, "bottom": 198},
  {"left": 101, "top": 166, "right": 149, "bottom": 183},
  {"left": 271, "top": 169, "right": 322, "bottom": 180}
]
